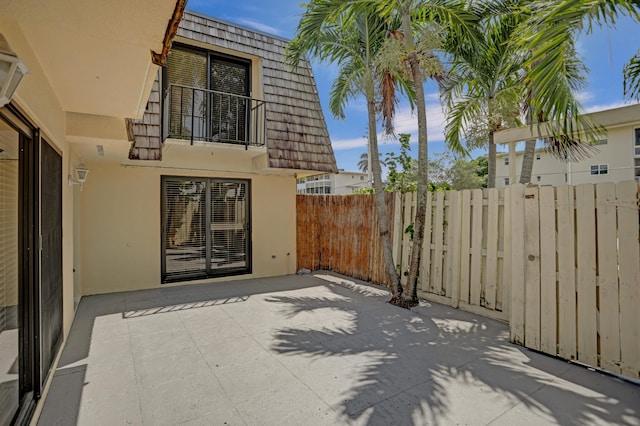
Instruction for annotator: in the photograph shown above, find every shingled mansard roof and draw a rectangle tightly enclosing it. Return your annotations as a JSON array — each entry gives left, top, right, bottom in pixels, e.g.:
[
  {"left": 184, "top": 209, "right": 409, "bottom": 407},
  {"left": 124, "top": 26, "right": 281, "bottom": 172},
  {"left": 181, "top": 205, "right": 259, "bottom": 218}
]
[{"left": 129, "top": 10, "right": 338, "bottom": 174}]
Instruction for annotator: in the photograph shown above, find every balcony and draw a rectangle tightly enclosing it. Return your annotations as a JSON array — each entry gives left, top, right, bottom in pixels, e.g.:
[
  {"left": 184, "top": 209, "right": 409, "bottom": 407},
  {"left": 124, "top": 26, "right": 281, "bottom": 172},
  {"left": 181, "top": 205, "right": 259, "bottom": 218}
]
[{"left": 163, "top": 84, "right": 266, "bottom": 148}]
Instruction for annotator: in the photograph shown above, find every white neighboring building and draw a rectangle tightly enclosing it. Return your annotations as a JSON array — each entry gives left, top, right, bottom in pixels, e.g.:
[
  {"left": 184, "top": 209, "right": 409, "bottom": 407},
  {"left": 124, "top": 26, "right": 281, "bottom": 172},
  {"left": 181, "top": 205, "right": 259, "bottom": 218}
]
[
  {"left": 494, "top": 103, "right": 640, "bottom": 188},
  {"left": 297, "top": 171, "right": 370, "bottom": 194}
]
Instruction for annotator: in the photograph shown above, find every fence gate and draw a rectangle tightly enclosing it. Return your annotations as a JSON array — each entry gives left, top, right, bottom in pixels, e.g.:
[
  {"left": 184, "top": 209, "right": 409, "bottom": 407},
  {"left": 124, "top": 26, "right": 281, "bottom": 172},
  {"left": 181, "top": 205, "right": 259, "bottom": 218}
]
[{"left": 509, "top": 182, "right": 640, "bottom": 379}]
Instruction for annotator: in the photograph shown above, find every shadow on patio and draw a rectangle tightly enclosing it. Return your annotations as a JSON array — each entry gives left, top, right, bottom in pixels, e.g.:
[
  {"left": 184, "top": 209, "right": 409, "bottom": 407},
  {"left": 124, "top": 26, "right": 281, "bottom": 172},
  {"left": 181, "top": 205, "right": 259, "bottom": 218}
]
[{"left": 38, "top": 272, "right": 639, "bottom": 425}]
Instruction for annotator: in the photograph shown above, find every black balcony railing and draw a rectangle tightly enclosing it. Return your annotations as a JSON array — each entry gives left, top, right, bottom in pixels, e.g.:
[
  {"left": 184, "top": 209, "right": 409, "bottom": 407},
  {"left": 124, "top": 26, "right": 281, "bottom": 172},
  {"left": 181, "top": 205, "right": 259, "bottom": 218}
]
[{"left": 163, "top": 84, "right": 266, "bottom": 148}]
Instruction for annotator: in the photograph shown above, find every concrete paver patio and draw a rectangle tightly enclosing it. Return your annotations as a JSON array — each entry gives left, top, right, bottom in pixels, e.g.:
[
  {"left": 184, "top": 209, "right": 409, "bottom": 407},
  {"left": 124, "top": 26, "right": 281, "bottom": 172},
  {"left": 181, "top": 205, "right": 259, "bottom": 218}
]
[{"left": 38, "top": 273, "right": 640, "bottom": 425}]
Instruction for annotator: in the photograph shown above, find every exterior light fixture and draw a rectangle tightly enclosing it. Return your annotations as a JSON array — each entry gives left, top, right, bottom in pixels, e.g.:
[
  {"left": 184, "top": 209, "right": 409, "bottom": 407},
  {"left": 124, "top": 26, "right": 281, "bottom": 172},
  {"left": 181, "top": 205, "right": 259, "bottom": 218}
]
[
  {"left": 0, "top": 34, "right": 29, "bottom": 107},
  {"left": 69, "top": 164, "right": 89, "bottom": 190}
]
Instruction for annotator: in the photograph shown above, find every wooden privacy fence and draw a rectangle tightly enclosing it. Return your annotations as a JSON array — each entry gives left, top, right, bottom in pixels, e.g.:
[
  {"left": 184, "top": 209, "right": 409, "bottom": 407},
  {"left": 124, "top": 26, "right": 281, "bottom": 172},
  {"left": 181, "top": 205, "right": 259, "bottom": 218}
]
[
  {"left": 296, "top": 193, "right": 395, "bottom": 285},
  {"left": 296, "top": 180, "right": 640, "bottom": 380}
]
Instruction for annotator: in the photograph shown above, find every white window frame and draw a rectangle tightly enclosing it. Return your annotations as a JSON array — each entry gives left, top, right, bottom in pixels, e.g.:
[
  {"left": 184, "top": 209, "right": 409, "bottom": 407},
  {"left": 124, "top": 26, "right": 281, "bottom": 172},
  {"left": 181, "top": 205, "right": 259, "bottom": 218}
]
[{"left": 590, "top": 164, "right": 608, "bottom": 175}]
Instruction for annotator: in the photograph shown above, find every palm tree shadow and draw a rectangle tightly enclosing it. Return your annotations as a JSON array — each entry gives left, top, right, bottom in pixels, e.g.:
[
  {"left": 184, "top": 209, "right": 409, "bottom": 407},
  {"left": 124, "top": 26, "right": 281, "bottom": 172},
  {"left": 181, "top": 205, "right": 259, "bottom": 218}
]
[{"left": 264, "top": 277, "right": 640, "bottom": 425}]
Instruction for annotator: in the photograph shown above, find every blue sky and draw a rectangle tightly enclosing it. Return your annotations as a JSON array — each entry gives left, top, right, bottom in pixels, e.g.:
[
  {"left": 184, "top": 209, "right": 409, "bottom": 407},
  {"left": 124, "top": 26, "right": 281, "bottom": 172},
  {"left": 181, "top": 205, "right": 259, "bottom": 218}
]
[{"left": 187, "top": 0, "right": 640, "bottom": 172}]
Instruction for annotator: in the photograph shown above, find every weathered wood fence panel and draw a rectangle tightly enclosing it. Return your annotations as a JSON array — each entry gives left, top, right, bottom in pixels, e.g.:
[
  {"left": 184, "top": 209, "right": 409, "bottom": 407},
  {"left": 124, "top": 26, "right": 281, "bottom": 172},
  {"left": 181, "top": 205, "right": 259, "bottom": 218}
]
[
  {"left": 296, "top": 181, "right": 640, "bottom": 380},
  {"left": 296, "top": 193, "right": 395, "bottom": 285}
]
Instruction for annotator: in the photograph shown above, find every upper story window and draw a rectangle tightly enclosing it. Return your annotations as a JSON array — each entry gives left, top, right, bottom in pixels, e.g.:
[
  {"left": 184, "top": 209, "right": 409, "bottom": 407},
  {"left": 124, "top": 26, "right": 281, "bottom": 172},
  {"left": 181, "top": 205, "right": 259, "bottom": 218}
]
[
  {"left": 164, "top": 45, "right": 265, "bottom": 147},
  {"left": 590, "top": 164, "right": 608, "bottom": 175},
  {"left": 504, "top": 158, "right": 509, "bottom": 166},
  {"left": 504, "top": 177, "right": 510, "bottom": 185},
  {"left": 536, "top": 154, "right": 541, "bottom": 160},
  {"left": 635, "top": 129, "right": 640, "bottom": 157}
]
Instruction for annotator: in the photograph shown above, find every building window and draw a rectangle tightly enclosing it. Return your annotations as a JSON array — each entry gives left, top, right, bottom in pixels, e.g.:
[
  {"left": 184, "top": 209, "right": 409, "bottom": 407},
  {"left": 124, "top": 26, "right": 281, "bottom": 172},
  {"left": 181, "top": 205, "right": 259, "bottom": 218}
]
[
  {"left": 590, "top": 164, "right": 608, "bottom": 175},
  {"left": 504, "top": 177, "right": 509, "bottom": 185},
  {"left": 565, "top": 173, "right": 568, "bottom": 182},
  {"left": 635, "top": 128, "right": 640, "bottom": 156},
  {"left": 360, "top": 176, "right": 365, "bottom": 181},
  {"left": 165, "top": 45, "right": 262, "bottom": 146},
  {"left": 504, "top": 158, "right": 509, "bottom": 166},
  {"left": 161, "top": 177, "right": 251, "bottom": 282},
  {"left": 536, "top": 154, "right": 541, "bottom": 160},
  {"left": 536, "top": 176, "right": 541, "bottom": 182}
]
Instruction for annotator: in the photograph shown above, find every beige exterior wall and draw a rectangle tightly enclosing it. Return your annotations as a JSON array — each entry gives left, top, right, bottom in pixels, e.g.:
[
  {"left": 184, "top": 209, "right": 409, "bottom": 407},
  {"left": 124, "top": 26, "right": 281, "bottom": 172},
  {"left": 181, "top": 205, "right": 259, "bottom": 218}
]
[
  {"left": 80, "top": 148, "right": 297, "bottom": 295},
  {"left": 2, "top": 21, "right": 77, "bottom": 337},
  {"left": 496, "top": 122, "right": 639, "bottom": 188},
  {"left": 333, "top": 172, "right": 369, "bottom": 194},
  {"left": 297, "top": 171, "right": 370, "bottom": 194}
]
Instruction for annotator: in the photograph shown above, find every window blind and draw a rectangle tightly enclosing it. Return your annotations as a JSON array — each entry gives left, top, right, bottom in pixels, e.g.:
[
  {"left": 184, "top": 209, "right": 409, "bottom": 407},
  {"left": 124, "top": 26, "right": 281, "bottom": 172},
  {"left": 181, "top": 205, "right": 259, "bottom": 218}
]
[{"left": 162, "top": 177, "right": 250, "bottom": 282}]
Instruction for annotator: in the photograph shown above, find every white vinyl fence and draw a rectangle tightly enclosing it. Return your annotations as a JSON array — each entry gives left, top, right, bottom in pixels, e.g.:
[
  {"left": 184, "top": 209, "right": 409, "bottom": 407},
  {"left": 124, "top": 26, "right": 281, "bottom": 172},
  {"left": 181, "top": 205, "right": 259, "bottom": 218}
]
[{"left": 391, "top": 182, "right": 640, "bottom": 380}]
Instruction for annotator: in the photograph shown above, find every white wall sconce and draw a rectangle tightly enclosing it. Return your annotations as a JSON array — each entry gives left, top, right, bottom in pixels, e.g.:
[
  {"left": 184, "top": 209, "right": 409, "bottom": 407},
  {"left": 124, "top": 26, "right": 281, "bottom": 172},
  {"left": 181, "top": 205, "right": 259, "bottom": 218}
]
[
  {"left": 68, "top": 164, "right": 89, "bottom": 190},
  {"left": 0, "top": 34, "right": 29, "bottom": 107}
]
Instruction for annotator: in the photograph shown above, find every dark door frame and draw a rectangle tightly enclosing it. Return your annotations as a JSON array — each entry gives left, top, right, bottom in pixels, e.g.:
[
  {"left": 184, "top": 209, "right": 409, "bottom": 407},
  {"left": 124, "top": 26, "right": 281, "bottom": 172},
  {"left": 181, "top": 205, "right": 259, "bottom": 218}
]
[
  {"left": 160, "top": 176, "right": 252, "bottom": 283},
  {"left": 1, "top": 104, "right": 41, "bottom": 424}
]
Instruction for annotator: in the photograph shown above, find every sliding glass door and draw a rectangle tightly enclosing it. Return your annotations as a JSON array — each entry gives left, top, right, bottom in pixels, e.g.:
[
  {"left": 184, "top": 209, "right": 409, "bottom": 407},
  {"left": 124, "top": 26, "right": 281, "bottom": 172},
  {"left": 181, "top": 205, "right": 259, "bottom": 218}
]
[
  {"left": 161, "top": 177, "right": 251, "bottom": 282},
  {"left": 0, "top": 115, "right": 20, "bottom": 425}
]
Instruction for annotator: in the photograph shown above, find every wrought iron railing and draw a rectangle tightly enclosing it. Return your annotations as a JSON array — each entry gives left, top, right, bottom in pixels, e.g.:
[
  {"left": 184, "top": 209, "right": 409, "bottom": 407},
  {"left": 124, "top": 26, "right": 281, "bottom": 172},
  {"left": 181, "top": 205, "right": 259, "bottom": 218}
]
[{"left": 163, "top": 84, "right": 266, "bottom": 148}]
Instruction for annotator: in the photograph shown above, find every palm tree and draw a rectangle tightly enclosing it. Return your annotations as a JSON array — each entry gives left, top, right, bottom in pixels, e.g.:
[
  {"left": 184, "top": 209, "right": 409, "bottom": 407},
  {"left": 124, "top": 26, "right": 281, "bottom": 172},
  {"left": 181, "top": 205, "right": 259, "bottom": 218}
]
[
  {"left": 357, "top": 152, "right": 369, "bottom": 173},
  {"left": 441, "top": 0, "right": 525, "bottom": 188},
  {"left": 289, "top": 0, "right": 478, "bottom": 307},
  {"left": 624, "top": 51, "right": 640, "bottom": 100},
  {"left": 357, "top": 151, "right": 386, "bottom": 174},
  {"left": 373, "top": 0, "right": 480, "bottom": 306},
  {"left": 515, "top": 0, "right": 640, "bottom": 160},
  {"left": 286, "top": 4, "right": 406, "bottom": 297}
]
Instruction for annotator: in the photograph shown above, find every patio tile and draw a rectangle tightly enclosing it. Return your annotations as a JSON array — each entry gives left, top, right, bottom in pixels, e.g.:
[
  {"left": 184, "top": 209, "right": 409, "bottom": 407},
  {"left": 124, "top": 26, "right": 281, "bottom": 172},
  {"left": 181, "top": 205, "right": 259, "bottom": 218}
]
[
  {"left": 198, "top": 335, "right": 272, "bottom": 369},
  {"left": 38, "top": 366, "right": 87, "bottom": 426},
  {"left": 138, "top": 372, "right": 232, "bottom": 425},
  {"left": 130, "top": 326, "right": 196, "bottom": 359},
  {"left": 346, "top": 390, "right": 426, "bottom": 426},
  {"left": 37, "top": 273, "right": 640, "bottom": 426},
  {"left": 229, "top": 369, "right": 336, "bottom": 426},
  {"left": 81, "top": 357, "right": 138, "bottom": 401},
  {"left": 76, "top": 388, "right": 142, "bottom": 426},
  {"left": 86, "top": 336, "right": 133, "bottom": 368},
  {"left": 133, "top": 346, "right": 211, "bottom": 386},
  {"left": 126, "top": 311, "right": 187, "bottom": 337},
  {"left": 212, "top": 356, "right": 298, "bottom": 405},
  {"left": 177, "top": 410, "right": 247, "bottom": 426},
  {"left": 185, "top": 315, "right": 249, "bottom": 346}
]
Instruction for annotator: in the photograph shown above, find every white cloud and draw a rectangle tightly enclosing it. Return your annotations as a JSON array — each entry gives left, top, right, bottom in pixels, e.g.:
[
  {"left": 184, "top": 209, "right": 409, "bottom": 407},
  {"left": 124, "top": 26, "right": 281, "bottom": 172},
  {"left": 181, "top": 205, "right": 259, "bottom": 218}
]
[
  {"left": 331, "top": 136, "right": 369, "bottom": 150},
  {"left": 392, "top": 103, "right": 447, "bottom": 143},
  {"left": 575, "top": 91, "right": 594, "bottom": 104},
  {"left": 426, "top": 92, "right": 440, "bottom": 101},
  {"left": 331, "top": 101, "right": 448, "bottom": 151},
  {"left": 234, "top": 19, "right": 282, "bottom": 36}
]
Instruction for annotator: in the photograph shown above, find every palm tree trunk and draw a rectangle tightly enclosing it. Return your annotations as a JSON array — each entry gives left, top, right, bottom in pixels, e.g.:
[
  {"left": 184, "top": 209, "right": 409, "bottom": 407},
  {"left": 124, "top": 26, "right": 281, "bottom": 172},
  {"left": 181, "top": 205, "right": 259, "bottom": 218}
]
[
  {"left": 398, "top": 1, "right": 425, "bottom": 307},
  {"left": 519, "top": 139, "right": 536, "bottom": 183},
  {"left": 366, "top": 84, "right": 401, "bottom": 297},
  {"left": 488, "top": 131, "right": 496, "bottom": 188}
]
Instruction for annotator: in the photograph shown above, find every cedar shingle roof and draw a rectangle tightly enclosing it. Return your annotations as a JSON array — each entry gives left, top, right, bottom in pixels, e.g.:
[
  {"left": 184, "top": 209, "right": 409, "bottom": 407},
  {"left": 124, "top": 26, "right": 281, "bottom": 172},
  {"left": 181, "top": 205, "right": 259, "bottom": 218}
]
[{"left": 129, "top": 10, "right": 337, "bottom": 173}]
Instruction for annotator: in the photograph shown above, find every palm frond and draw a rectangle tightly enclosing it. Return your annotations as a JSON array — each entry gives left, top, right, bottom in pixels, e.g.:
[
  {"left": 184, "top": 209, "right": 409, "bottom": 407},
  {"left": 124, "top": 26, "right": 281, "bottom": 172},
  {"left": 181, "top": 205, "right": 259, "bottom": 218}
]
[{"left": 623, "top": 51, "right": 640, "bottom": 101}]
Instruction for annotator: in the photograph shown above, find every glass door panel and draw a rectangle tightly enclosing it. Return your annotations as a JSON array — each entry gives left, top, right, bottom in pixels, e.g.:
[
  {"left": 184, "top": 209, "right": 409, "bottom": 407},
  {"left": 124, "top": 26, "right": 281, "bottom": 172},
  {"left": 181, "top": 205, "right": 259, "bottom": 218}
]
[
  {"left": 162, "top": 177, "right": 250, "bottom": 282},
  {"left": 210, "top": 180, "right": 248, "bottom": 274},
  {"left": 0, "top": 118, "right": 19, "bottom": 425},
  {"left": 163, "top": 178, "right": 208, "bottom": 280}
]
